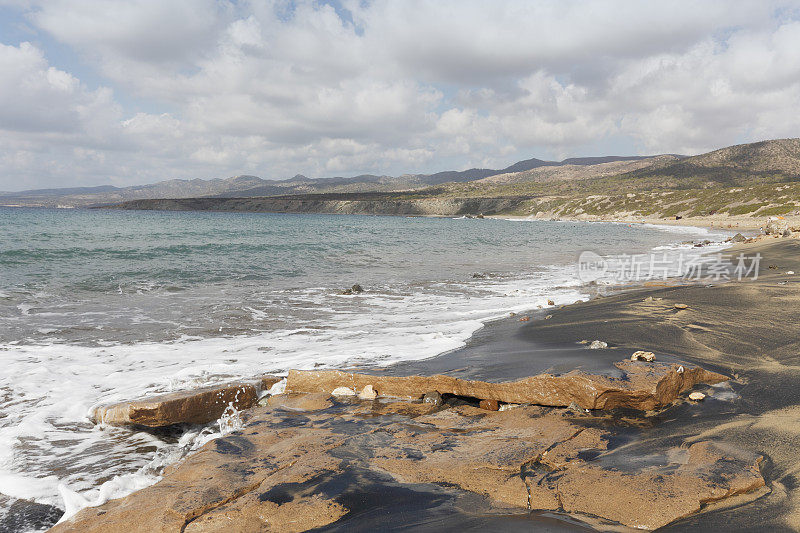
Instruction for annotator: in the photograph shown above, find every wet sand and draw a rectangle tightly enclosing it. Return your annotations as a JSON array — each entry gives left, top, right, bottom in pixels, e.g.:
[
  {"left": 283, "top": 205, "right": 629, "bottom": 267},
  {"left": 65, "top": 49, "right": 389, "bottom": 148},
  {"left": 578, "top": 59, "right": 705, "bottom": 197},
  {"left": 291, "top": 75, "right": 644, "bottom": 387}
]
[
  {"left": 508, "top": 238, "right": 800, "bottom": 531},
  {"left": 376, "top": 237, "right": 800, "bottom": 530}
]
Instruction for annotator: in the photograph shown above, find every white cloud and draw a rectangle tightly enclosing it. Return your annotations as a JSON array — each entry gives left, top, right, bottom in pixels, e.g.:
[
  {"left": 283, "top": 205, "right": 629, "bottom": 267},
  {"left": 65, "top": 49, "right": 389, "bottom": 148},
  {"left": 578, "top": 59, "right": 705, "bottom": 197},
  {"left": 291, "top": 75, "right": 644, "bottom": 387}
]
[{"left": 0, "top": 0, "right": 799, "bottom": 189}]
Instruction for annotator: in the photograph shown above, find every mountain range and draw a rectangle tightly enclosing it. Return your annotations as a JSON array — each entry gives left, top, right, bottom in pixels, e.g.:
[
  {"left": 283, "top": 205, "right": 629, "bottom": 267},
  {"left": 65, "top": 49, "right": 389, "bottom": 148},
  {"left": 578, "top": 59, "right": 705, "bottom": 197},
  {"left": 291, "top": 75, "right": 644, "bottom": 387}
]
[
  {"left": 2, "top": 139, "right": 799, "bottom": 209},
  {"left": 0, "top": 154, "right": 668, "bottom": 208}
]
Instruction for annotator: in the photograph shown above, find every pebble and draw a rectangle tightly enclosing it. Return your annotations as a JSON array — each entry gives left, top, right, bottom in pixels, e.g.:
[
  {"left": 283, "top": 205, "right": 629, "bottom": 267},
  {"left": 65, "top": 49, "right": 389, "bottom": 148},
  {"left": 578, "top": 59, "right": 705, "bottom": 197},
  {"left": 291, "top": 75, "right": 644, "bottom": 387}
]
[
  {"left": 479, "top": 399, "right": 500, "bottom": 411},
  {"left": 688, "top": 392, "right": 706, "bottom": 402},
  {"left": 519, "top": 316, "right": 530, "bottom": 322},
  {"left": 674, "top": 303, "right": 689, "bottom": 310},
  {"left": 358, "top": 385, "right": 377, "bottom": 400},
  {"left": 422, "top": 391, "right": 442, "bottom": 406},
  {"left": 630, "top": 350, "right": 656, "bottom": 362},
  {"left": 331, "top": 387, "right": 356, "bottom": 397},
  {"left": 547, "top": 299, "right": 555, "bottom": 306},
  {"left": 588, "top": 340, "right": 608, "bottom": 349}
]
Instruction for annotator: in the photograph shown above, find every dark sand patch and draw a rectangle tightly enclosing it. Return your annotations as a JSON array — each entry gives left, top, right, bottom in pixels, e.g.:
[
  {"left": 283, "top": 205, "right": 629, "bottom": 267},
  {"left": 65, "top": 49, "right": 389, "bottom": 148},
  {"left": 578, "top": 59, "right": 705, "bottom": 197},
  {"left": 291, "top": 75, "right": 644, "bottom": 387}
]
[{"left": 520, "top": 238, "right": 800, "bottom": 531}]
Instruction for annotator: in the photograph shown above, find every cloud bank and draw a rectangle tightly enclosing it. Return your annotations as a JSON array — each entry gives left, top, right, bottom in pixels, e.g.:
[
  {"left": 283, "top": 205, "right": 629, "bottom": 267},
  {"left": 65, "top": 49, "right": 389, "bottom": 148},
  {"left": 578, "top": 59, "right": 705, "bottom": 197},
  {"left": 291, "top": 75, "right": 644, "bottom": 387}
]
[{"left": 1, "top": 0, "right": 799, "bottom": 189}]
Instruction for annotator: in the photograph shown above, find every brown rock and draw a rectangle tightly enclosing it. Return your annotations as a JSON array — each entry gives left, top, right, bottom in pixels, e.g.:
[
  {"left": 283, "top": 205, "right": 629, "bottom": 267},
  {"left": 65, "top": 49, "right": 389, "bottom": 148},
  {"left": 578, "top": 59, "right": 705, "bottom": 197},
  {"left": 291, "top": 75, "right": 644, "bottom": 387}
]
[
  {"left": 422, "top": 391, "right": 442, "bottom": 406},
  {"left": 52, "top": 407, "right": 352, "bottom": 533},
  {"left": 265, "top": 393, "right": 333, "bottom": 411},
  {"left": 674, "top": 303, "right": 689, "bottom": 310},
  {"left": 90, "top": 382, "right": 260, "bottom": 427},
  {"left": 630, "top": 350, "right": 656, "bottom": 362},
  {"left": 518, "top": 316, "right": 530, "bottom": 322},
  {"left": 285, "top": 361, "right": 728, "bottom": 411},
  {"left": 357, "top": 384, "right": 378, "bottom": 400},
  {"left": 547, "top": 299, "right": 555, "bottom": 306},
  {"left": 258, "top": 375, "right": 283, "bottom": 391},
  {"left": 478, "top": 399, "right": 499, "bottom": 411},
  {"left": 546, "top": 441, "right": 765, "bottom": 530},
  {"left": 53, "top": 402, "right": 764, "bottom": 533}
]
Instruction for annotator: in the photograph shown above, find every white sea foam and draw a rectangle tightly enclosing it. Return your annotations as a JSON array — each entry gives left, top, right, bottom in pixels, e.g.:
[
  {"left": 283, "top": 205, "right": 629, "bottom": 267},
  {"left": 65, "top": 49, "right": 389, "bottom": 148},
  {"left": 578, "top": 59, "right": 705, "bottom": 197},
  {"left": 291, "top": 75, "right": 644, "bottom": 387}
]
[{"left": 0, "top": 265, "right": 589, "bottom": 520}]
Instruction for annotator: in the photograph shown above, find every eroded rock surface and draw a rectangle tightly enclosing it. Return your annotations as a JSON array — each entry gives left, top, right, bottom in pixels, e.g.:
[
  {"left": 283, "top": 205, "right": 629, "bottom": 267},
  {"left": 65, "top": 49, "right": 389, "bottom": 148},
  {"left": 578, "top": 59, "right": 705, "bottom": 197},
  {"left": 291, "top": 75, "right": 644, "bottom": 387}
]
[
  {"left": 91, "top": 376, "right": 282, "bottom": 427},
  {"left": 286, "top": 361, "right": 727, "bottom": 411},
  {"left": 57, "top": 395, "right": 764, "bottom": 532}
]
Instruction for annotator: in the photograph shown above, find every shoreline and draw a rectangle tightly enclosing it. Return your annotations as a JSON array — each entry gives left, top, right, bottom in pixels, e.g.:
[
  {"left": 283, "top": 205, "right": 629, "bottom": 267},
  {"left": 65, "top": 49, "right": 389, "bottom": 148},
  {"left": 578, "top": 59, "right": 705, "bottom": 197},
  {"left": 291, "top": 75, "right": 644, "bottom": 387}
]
[
  {"left": 47, "top": 235, "right": 798, "bottom": 531},
  {"left": 491, "top": 213, "right": 776, "bottom": 231},
  {"left": 4, "top": 202, "right": 777, "bottom": 232}
]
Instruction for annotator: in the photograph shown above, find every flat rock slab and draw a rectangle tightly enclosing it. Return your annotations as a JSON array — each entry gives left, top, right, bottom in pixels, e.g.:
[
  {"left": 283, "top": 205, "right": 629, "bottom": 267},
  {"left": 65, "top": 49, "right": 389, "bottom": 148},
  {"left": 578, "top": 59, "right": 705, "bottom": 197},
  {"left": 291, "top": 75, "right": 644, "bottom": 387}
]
[
  {"left": 57, "top": 398, "right": 764, "bottom": 532},
  {"left": 91, "top": 376, "right": 282, "bottom": 427},
  {"left": 286, "top": 361, "right": 728, "bottom": 411}
]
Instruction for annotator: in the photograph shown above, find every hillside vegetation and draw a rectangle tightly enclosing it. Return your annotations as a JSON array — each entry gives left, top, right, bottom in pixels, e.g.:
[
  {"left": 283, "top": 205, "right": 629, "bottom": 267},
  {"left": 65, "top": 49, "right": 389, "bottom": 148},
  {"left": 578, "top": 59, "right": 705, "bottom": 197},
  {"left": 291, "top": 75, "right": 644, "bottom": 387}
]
[{"left": 99, "top": 138, "right": 800, "bottom": 222}]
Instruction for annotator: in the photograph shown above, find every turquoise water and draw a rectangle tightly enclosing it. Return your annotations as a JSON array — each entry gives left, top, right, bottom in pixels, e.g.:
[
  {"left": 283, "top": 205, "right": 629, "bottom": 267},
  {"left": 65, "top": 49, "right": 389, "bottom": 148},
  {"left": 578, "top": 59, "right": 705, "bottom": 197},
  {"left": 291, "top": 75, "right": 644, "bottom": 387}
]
[
  {"left": 0, "top": 207, "right": 731, "bottom": 527},
  {"left": 0, "top": 207, "right": 720, "bottom": 345}
]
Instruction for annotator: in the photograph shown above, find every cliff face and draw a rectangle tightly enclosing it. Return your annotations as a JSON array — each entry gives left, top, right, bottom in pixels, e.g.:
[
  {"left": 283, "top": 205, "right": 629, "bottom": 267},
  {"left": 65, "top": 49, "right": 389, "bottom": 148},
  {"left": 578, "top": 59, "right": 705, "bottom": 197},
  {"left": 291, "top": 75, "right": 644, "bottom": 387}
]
[{"left": 108, "top": 196, "right": 528, "bottom": 216}]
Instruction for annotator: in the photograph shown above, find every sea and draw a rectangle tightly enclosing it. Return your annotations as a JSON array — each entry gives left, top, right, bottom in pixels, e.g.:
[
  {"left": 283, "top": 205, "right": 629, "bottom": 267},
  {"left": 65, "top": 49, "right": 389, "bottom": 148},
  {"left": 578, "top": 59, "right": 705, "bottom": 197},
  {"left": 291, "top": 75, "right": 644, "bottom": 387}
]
[{"left": 0, "top": 207, "right": 732, "bottom": 530}]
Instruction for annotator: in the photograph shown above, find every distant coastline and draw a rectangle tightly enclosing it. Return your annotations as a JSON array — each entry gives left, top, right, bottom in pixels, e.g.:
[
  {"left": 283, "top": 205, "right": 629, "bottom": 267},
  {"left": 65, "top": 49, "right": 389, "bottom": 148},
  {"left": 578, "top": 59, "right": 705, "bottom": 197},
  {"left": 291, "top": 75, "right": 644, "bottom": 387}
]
[{"left": 99, "top": 194, "right": 779, "bottom": 231}]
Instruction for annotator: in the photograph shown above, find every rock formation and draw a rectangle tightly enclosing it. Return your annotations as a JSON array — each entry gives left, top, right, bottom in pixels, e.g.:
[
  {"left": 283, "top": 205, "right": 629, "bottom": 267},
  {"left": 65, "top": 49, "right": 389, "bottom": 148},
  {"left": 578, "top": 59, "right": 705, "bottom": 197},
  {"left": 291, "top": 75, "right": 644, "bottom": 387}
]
[
  {"left": 55, "top": 396, "right": 765, "bottom": 532},
  {"left": 91, "top": 377, "right": 281, "bottom": 427},
  {"left": 284, "top": 361, "right": 727, "bottom": 411}
]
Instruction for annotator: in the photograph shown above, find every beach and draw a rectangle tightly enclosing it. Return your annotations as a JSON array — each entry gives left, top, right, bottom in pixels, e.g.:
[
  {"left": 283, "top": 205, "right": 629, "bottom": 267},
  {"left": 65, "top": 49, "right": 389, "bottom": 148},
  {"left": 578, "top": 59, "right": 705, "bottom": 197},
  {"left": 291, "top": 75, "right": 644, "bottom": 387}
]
[
  {"left": 1, "top": 208, "right": 741, "bottom": 531},
  {"left": 495, "top": 213, "right": 798, "bottom": 231},
  {"left": 40, "top": 228, "right": 800, "bottom": 531}
]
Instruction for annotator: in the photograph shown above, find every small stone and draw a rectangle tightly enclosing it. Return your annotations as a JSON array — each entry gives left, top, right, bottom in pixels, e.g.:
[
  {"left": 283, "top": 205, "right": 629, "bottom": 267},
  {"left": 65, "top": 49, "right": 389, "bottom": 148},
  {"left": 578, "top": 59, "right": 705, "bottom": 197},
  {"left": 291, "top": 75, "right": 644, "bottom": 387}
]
[
  {"left": 644, "top": 296, "right": 654, "bottom": 302},
  {"left": 674, "top": 303, "right": 689, "bottom": 310},
  {"left": 588, "top": 340, "right": 608, "bottom": 350},
  {"left": 547, "top": 299, "right": 555, "bottom": 306},
  {"left": 498, "top": 403, "right": 519, "bottom": 411},
  {"left": 350, "top": 284, "right": 364, "bottom": 294},
  {"left": 631, "top": 350, "right": 656, "bottom": 362},
  {"left": 519, "top": 316, "right": 531, "bottom": 322},
  {"left": 677, "top": 365, "right": 684, "bottom": 373},
  {"left": 331, "top": 386, "right": 356, "bottom": 397},
  {"left": 688, "top": 392, "right": 706, "bottom": 401},
  {"left": 479, "top": 399, "right": 500, "bottom": 411},
  {"left": 578, "top": 339, "right": 589, "bottom": 344},
  {"left": 545, "top": 314, "right": 553, "bottom": 320},
  {"left": 422, "top": 391, "right": 442, "bottom": 406},
  {"left": 787, "top": 271, "right": 795, "bottom": 275},
  {"left": 357, "top": 385, "right": 377, "bottom": 400},
  {"left": 730, "top": 233, "right": 747, "bottom": 243},
  {"left": 509, "top": 312, "right": 517, "bottom": 317}
]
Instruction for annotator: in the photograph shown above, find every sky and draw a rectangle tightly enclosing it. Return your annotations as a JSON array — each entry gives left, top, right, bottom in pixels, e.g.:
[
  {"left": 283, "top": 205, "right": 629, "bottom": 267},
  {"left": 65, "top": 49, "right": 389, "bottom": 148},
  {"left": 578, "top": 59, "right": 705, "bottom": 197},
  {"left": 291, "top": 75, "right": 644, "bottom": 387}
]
[{"left": 1, "top": 0, "right": 800, "bottom": 191}]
